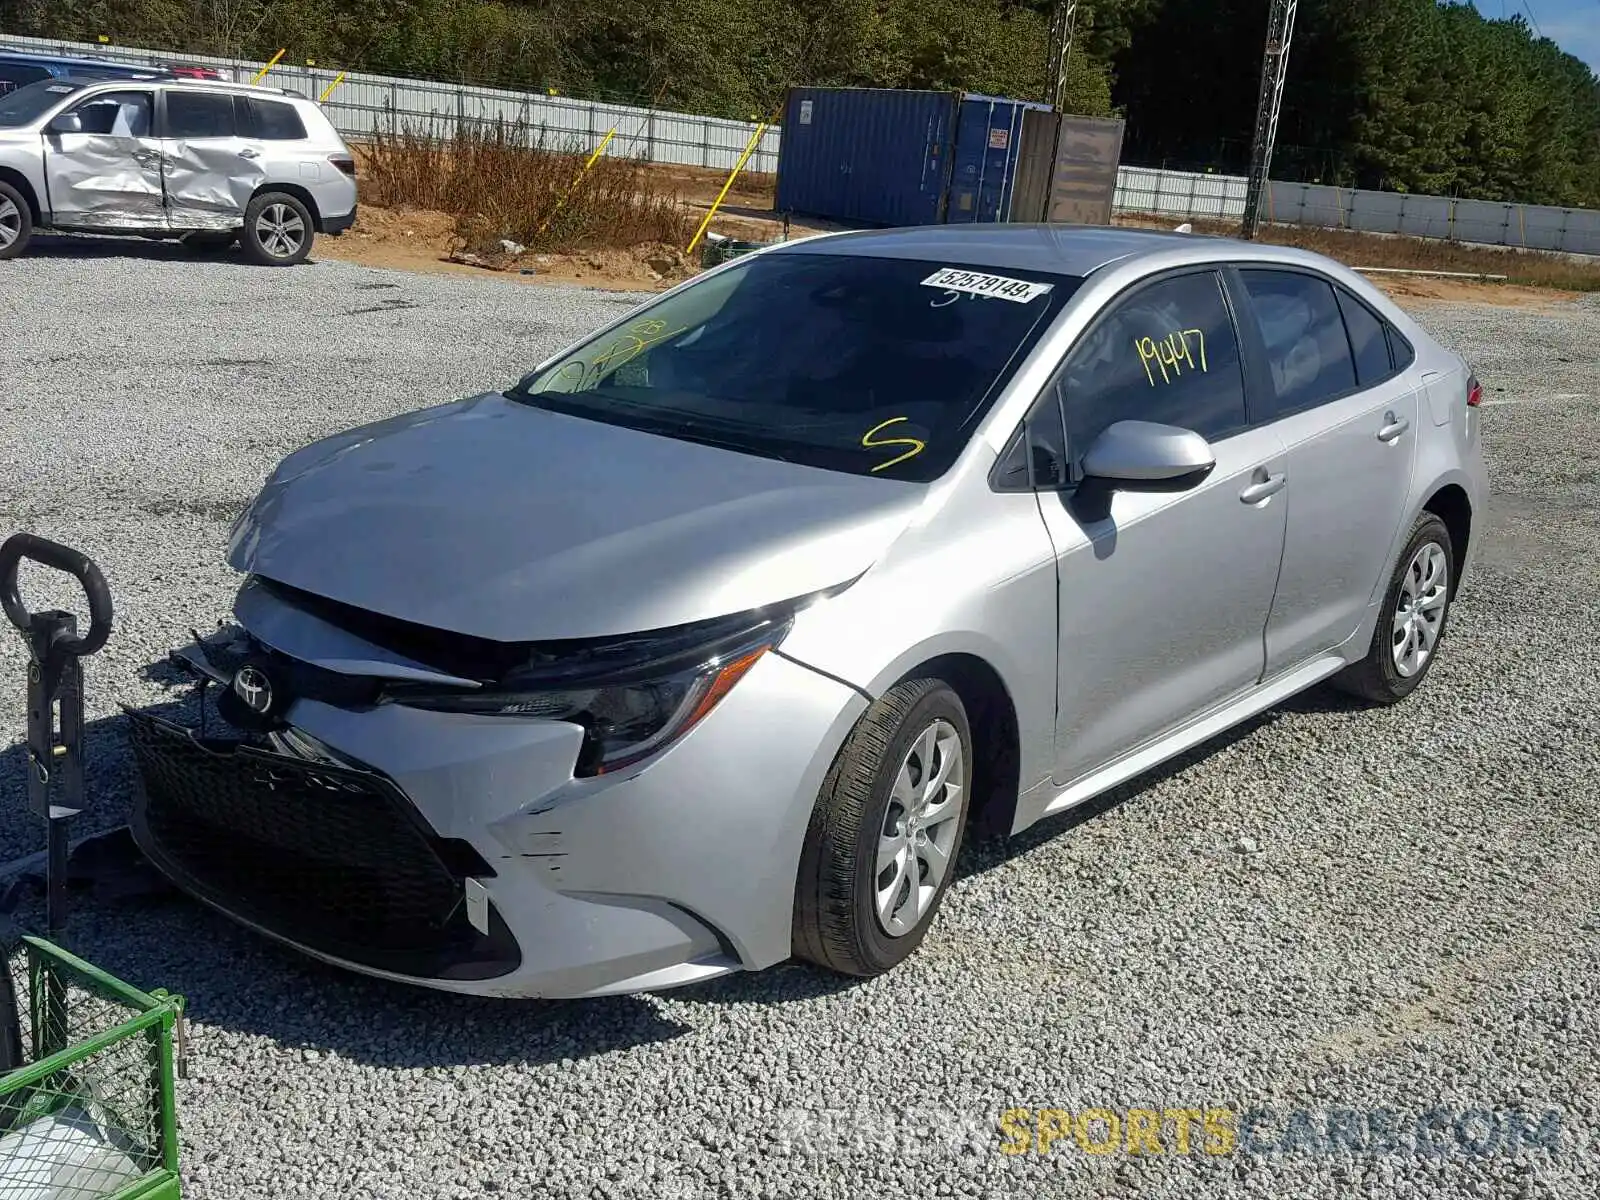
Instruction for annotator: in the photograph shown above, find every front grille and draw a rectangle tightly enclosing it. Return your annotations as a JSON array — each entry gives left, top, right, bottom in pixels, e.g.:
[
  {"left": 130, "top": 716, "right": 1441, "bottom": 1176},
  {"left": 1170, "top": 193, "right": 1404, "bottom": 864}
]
[{"left": 125, "top": 710, "right": 519, "bottom": 981}]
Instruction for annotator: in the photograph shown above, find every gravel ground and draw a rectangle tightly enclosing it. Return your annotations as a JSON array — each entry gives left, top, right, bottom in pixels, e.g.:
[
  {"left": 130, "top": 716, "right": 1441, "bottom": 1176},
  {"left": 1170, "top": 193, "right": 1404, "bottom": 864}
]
[{"left": 1, "top": 237, "right": 1597, "bottom": 1199}]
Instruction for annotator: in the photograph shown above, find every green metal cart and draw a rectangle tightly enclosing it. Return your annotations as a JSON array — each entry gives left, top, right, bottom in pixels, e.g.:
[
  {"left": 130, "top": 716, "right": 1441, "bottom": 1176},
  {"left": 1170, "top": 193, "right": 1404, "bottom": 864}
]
[{"left": 0, "top": 534, "right": 187, "bottom": 1200}]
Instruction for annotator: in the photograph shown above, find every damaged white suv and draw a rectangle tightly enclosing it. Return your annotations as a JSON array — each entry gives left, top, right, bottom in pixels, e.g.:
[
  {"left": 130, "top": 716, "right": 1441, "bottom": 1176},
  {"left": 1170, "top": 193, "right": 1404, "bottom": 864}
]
[{"left": 0, "top": 75, "right": 356, "bottom": 266}]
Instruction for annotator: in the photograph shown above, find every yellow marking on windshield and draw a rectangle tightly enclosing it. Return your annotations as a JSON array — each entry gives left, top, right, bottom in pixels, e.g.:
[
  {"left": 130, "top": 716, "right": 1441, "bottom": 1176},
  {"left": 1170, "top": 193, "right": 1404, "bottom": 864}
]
[
  {"left": 862, "top": 417, "right": 926, "bottom": 472},
  {"left": 1136, "top": 329, "right": 1208, "bottom": 386},
  {"left": 535, "top": 321, "right": 690, "bottom": 392}
]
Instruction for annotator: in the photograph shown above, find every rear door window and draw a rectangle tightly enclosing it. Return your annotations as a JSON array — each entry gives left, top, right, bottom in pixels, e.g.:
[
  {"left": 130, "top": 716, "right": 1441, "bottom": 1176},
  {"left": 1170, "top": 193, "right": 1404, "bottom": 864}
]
[
  {"left": 1056, "top": 270, "right": 1250, "bottom": 457},
  {"left": 1334, "top": 287, "right": 1393, "bottom": 386},
  {"left": 166, "top": 90, "right": 236, "bottom": 138},
  {"left": 1238, "top": 269, "right": 1359, "bottom": 415}
]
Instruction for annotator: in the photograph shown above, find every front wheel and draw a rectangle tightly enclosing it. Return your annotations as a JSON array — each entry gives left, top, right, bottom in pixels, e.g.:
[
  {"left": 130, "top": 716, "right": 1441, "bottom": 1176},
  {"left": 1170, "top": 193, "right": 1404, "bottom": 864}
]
[
  {"left": 0, "top": 182, "right": 33, "bottom": 261},
  {"left": 793, "top": 678, "right": 973, "bottom": 978},
  {"left": 240, "top": 192, "right": 314, "bottom": 266},
  {"left": 1332, "top": 512, "right": 1455, "bottom": 704}
]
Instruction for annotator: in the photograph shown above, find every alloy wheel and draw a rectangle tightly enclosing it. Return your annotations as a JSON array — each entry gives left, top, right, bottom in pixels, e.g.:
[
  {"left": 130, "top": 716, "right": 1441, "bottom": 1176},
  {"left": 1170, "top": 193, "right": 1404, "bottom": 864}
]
[
  {"left": 254, "top": 203, "right": 305, "bottom": 259},
  {"left": 1392, "top": 541, "right": 1449, "bottom": 677},
  {"left": 0, "top": 198, "right": 20, "bottom": 250},
  {"left": 875, "top": 719, "right": 965, "bottom": 937}
]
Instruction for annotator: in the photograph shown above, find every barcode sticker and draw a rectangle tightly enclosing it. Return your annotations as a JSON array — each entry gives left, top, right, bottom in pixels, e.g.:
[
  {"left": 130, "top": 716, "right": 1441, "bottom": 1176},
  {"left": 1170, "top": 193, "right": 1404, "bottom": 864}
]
[{"left": 920, "top": 268, "right": 1053, "bottom": 304}]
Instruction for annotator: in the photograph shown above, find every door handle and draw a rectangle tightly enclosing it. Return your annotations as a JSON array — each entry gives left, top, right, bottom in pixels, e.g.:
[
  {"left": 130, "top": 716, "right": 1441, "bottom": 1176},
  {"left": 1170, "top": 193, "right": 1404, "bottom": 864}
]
[
  {"left": 238, "top": 148, "right": 260, "bottom": 159},
  {"left": 1377, "top": 412, "right": 1410, "bottom": 443},
  {"left": 1239, "top": 472, "right": 1286, "bottom": 505}
]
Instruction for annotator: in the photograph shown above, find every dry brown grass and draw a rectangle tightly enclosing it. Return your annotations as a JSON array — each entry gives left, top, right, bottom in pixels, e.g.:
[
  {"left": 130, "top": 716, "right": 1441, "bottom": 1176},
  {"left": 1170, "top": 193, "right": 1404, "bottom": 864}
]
[
  {"left": 1117, "top": 212, "right": 1600, "bottom": 291},
  {"left": 362, "top": 112, "right": 694, "bottom": 257}
]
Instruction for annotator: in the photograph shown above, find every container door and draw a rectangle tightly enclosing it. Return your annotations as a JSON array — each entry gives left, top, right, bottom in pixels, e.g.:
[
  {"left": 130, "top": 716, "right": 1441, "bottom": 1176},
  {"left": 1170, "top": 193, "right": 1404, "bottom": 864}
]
[
  {"left": 947, "top": 97, "right": 1023, "bottom": 224},
  {"left": 1007, "top": 109, "right": 1060, "bottom": 223},
  {"left": 774, "top": 88, "right": 957, "bottom": 227},
  {"left": 1046, "top": 116, "right": 1127, "bottom": 225}
]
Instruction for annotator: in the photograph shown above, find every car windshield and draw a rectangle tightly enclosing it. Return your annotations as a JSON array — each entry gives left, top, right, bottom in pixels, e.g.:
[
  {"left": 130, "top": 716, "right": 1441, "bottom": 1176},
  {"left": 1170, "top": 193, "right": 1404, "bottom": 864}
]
[
  {"left": 508, "top": 250, "right": 1080, "bottom": 482},
  {"left": 0, "top": 79, "right": 82, "bottom": 126}
]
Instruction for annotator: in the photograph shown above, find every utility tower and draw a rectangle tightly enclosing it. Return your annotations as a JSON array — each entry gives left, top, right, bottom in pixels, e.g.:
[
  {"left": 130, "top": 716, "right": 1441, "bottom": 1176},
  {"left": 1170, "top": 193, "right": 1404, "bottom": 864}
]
[
  {"left": 1240, "top": 0, "right": 1298, "bottom": 239},
  {"left": 1044, "top": 0, "right": 1079, "bottom": 110}
]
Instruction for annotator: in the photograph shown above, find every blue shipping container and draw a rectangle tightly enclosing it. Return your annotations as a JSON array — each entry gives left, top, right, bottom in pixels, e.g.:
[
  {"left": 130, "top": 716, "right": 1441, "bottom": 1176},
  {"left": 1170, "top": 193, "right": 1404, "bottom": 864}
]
[{"left": 775, "top": 87, "right": 1052, "bottom": 228}]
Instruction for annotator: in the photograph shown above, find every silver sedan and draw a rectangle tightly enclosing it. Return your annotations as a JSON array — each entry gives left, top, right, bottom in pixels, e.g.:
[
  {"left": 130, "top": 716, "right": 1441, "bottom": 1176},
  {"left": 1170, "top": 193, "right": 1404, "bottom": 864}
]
[{"left": 128, "top": 224, "right": 1488, "bottom": 997}]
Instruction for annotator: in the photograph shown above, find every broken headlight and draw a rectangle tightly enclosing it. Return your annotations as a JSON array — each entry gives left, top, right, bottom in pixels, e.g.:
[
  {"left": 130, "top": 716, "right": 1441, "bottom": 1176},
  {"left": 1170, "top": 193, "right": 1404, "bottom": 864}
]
[{"left": 393, "top": 617, "right": 791, "bottom": 776}]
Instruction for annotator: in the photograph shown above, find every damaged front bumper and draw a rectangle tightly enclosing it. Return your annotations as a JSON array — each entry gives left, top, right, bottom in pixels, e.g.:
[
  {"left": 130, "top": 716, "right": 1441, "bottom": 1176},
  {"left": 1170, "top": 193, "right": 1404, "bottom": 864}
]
[{"left": 128, "top": 614, "right": 866, "bottom": 998}]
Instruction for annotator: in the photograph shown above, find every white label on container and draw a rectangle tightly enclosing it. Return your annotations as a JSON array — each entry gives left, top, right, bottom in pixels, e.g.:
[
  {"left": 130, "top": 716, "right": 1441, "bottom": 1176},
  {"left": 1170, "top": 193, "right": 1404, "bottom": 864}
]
[
  {"left": 920, "top": 268, "right": 1053, "bottom": 304},
  {"left": 799, "top": 100, "right": 813, "bottom": 125},
  {"left": 988, "top": 127, "right": 1009, "bottom": 150}
]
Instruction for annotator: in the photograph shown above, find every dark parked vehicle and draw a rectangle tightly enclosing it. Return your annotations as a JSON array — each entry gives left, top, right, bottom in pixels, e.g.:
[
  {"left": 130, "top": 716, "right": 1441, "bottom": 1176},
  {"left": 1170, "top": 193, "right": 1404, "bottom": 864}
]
[{"left": 0, "top": 51, "right": 168, "bottom": 96}]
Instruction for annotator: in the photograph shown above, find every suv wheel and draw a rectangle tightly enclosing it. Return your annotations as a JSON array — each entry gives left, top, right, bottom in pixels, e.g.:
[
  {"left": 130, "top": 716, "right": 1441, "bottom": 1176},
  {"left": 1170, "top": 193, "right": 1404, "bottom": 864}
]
[
  {"left": 241, "top": 192, "right": 314, "bottom": 266},
  {"left": 794, "top": 678, "right": 973, "bottom": 978},
  {"left": 1333, "top": 512, "right": 1455, "bottom": 704},
  {"left": 0, "top": 183, "right": 33, "bottom": 261}
]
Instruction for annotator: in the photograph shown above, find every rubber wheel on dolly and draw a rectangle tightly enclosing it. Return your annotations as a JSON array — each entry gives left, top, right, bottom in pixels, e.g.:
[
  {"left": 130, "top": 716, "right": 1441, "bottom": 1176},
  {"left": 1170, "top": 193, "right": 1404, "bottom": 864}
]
[
  {"left": 1333, "top": 512, "right": 1456, "bottom": 704},
  {"left": 241, "top": 191, "right": 314, "bottom": 266},
  {"left": 0, "top": 181, "right": 33, "bottom": 261},
  {"left": 794, "top": 678, "right": 973, "bottom": 977}
]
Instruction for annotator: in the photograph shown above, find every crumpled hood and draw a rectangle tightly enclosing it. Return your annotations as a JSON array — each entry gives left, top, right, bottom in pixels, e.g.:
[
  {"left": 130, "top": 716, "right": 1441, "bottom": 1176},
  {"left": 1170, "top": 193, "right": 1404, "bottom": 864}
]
[{"left": 228, "top": 393, "right": 926, "bottom": 642}]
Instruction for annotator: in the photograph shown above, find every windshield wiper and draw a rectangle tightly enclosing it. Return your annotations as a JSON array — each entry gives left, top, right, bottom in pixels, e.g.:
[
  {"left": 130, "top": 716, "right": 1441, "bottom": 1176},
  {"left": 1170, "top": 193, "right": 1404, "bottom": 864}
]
[{"left": 508, "top": 387, "right": 790, "bottom": 463}]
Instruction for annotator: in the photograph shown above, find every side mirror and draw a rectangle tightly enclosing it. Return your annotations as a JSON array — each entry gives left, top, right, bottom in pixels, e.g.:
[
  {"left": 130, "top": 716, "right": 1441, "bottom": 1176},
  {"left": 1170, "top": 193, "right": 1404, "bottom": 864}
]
[
  {"left": 48, "top": 112, "right": 83, "bottom": 135},
  {"left": 1081, "top": 419, "right": 1215, "bottom": 489}
]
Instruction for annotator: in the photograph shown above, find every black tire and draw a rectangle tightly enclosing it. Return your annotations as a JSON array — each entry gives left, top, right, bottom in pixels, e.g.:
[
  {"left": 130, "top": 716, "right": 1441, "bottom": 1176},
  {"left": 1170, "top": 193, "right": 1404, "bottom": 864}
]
[
  {"left": 0, "top": 181, "right": 33, "bottom": 261},
  {"left": 183, "top": 231, "right": 237, "bottom": 255},
  {"left": 240, "top": 191, "right": 314, "bottom": 266},
  {"left": 1332, "top": 512, "right": 1455, "bottom": 704},
  {"left": 794, "top": 678, "right": 973, "bottom": 977}
]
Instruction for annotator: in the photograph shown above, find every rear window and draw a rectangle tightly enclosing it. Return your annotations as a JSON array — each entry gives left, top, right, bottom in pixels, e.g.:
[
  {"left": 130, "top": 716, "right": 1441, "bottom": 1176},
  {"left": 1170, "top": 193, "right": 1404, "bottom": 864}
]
[
  {"left": 246, "top": 98, "right": 306, "bottom": 140},
  {"left": 0, "top": 79, "right": 81, "bottom": 126},
  {"left": 0, "top": 63, "right": 51, "bottom": 96},
  {"left": 510, "top": 252, "right": 1081, "bottom": 481}
]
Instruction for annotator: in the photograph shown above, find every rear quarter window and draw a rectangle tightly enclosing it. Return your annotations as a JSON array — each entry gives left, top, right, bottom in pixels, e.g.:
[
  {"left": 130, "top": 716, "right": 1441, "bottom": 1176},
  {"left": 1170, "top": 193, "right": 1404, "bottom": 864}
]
[{"left": 248, "top": 98, "right": 307, "bottom": 140}]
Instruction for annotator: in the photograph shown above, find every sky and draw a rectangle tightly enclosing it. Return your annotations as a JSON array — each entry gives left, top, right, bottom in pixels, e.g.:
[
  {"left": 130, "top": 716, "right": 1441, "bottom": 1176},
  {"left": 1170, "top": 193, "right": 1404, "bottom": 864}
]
[{"left": 1514, "top": 0, "right": 1600, "bottom": 73}]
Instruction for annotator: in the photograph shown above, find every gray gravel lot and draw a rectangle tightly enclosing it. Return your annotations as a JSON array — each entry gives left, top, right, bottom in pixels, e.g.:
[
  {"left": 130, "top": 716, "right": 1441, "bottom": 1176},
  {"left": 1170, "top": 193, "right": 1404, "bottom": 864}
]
[{"left": 1, "top": 236, "right": 1598, "bottom": 1199}]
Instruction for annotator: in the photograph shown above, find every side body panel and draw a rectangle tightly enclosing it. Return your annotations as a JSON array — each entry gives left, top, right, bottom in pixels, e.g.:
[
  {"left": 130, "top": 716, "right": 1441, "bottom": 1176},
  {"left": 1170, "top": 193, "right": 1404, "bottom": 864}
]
[
  {"left": 1259, "top": 379, "right": 1421, "bottom": 674},
  {"left": 42, "top": 88, "right": 166, "bottom": 228},
  {"left": 1040, "top": 425, "right": 1290, "bottom": 785}
]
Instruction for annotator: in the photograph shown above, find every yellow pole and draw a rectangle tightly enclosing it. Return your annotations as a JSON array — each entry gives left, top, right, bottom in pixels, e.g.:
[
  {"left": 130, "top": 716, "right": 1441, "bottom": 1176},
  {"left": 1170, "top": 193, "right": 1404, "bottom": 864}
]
[
  {"left": 687, "top": 118, "right": 770, "bottom": 254},
  {"left": 318, "top": 71, "right": 347, "bottom": 104},
  {"left": 537, "top": 127, "right": 618, "bottom": 237},
  {"left": 251, "top": 48, "right": 286, "bottom": 86}
]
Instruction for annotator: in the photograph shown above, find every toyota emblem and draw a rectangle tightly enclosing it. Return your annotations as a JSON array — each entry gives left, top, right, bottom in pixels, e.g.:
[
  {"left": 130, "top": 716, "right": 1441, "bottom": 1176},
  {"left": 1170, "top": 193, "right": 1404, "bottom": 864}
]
[{"left": 232, "top": 664, "right": 273, "bottom": 715}]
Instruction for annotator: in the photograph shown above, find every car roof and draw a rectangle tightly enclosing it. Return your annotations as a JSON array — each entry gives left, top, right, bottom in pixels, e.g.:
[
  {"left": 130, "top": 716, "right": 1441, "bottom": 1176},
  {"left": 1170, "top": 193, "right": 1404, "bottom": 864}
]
[
  {"left": 155, "top": 78, "right": 303, "bottom": 99},
  {"left": 775, "top": 223, "right": 1288, "bottom": 278},
  {"left": 61, "top": 74, "right": 300, "bottom": 100}
]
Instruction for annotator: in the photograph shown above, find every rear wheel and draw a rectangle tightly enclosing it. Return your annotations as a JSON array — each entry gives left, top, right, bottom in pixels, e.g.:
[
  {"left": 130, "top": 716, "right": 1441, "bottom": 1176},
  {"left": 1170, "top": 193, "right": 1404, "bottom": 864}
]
[
  {"left": 1332, "top": 512, "right": 1454, "bottom": 703},
  {"left": 794, "top": 678, "right": 972, "bottom": 977},
  {"left": 0, "top": 182, "right": 33, "bottom": 261},
  {"left": 240, "top": 192, "right": 313, "bottom": 266}
]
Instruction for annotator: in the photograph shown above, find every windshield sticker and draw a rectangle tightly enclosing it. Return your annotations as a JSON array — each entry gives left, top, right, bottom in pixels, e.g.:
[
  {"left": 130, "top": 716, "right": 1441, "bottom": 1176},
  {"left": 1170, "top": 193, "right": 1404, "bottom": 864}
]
[
  {"left": 862, "top": 417, "right": 926, "bottom": 473},
  {"left": 1136, "top": 329, "right": 1208, "bottom": 386},
  {"left": 920, "top": 268, "right": 1053, "bottom": 304},
  {"left": 46, "top": 85, "right": 74, "bottom": 93}
]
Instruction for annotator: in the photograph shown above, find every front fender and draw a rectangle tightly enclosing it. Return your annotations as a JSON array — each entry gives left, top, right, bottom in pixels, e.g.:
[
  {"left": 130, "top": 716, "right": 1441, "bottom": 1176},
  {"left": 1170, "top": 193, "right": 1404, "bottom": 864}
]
[{"left": 778, "top": 489, "right": 1059, "bottom": 795}]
